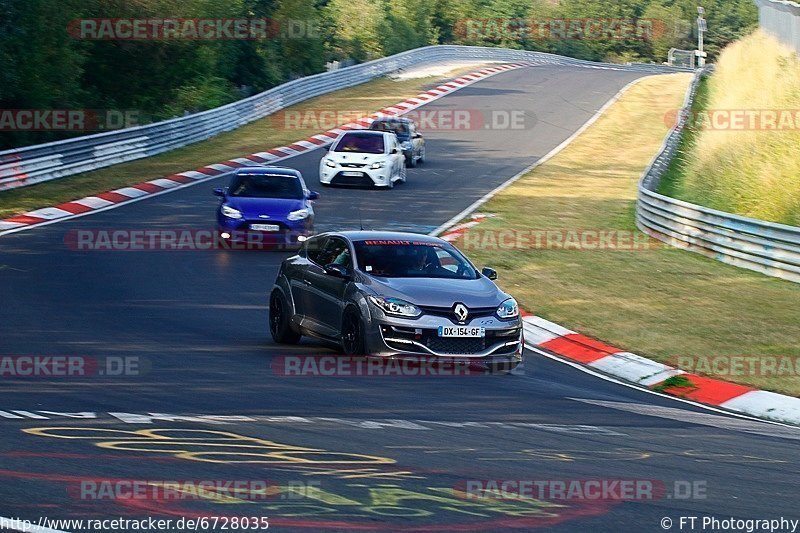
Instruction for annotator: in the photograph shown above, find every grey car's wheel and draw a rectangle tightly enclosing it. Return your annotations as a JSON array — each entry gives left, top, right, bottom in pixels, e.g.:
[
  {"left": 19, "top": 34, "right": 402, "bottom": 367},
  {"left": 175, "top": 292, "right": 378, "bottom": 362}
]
[
  {"left": 406, "top": 153, "right": 416, "bottom": 168},
  {"left": 341, "top": 307, "right": 365, "bottom": 355},
  {"left": 270, "top": 291, "right": 301, "bottom": 344},
  {"left": 419, "top": 146, "right": 426, "bottom": 164}
]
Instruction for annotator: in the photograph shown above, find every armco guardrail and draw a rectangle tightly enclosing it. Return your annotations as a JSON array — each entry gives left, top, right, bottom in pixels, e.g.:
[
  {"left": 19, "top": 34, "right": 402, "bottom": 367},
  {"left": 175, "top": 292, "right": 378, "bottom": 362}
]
[
  {"left": 755, "top": 0, "right": 800, "bottom": 55},
  {"left": 636, "top": 68, "right": 800, "bottom": 284},
  {"left": 0, "top": 45, "right": 684, "bottom": 192}
]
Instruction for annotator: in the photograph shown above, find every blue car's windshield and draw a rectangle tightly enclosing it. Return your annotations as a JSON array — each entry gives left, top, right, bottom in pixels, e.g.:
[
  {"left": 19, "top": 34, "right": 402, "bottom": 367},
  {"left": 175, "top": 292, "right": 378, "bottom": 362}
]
[
  {"left": 353, "top": 240, "right": 478, "bottom": 279},
  {"left": 228, "top": 174, "right": 304, "bottom": 199}
]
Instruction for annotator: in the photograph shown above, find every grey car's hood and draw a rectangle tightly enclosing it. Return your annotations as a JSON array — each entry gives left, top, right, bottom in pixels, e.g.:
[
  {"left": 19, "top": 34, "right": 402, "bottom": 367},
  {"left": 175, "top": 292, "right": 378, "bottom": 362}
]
[{"left": 362, "top": 275, "right": 507, "bottom": 308}]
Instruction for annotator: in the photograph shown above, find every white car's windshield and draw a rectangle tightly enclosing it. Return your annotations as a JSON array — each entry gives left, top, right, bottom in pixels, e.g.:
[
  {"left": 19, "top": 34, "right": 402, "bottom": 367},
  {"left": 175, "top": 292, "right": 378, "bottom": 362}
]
[
  {"left": 353, "top": 239, "right": 478, "bottom": 279},
  {"left": 333, "top": 132, "right": 385, "bottom": 154}
]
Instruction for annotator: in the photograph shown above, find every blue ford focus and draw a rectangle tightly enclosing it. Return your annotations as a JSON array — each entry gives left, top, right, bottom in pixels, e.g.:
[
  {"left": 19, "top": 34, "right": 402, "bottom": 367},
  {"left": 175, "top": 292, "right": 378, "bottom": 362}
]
[{"left": 213, "top": 167, "right": 319, "bottom": 249}]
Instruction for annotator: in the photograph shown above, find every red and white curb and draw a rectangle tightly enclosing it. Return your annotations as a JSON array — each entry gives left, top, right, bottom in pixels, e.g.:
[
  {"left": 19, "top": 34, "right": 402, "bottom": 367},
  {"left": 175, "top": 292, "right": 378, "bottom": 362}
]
[
  {"left": 440, "top": 213, "right": 495, "bottom": 242},
  {"left": 521, "top": 316, "right": 800, "bottom": 426},
  {"left": 0, "top": 62, "right": 536, "bottom": 237}
]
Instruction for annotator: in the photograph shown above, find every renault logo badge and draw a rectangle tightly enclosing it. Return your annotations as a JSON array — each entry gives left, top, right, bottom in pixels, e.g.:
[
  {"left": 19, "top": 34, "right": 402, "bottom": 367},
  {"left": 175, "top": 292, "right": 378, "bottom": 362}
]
[{"left": 454, "top": 303, "right": 469, "bottom": 323}]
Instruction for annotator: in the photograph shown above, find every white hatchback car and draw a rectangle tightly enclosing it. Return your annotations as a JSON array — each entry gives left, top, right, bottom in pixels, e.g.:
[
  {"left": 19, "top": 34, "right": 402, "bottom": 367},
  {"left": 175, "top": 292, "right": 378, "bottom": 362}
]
[{"left": 319, "top": 130, "right": 407, "bottom": 189}]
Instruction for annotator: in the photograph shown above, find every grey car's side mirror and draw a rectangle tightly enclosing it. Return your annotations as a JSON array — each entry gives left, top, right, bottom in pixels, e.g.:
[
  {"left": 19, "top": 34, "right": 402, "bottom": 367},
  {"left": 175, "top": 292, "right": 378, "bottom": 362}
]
[
  {"left": 482, "top": 267, "right": 498, "bottom": 280},
  {"left": 324, "top": 263, "right": 350, "bottom": 279},
  {"left": 213, "top": 187, "right": 225, "bottom": 197}
]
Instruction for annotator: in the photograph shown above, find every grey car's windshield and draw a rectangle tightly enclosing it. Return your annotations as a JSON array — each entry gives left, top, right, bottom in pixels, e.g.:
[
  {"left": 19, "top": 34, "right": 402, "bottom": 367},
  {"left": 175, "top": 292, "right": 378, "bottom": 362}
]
[
  {"left": 370, "top": 121, "right": 410, "bottom": 140},
  {"left": 353, "top": 240, "right": 478, "bottom": 279},
  {"left": 228, "top": 174, "right": 304, "bottom": 199}
]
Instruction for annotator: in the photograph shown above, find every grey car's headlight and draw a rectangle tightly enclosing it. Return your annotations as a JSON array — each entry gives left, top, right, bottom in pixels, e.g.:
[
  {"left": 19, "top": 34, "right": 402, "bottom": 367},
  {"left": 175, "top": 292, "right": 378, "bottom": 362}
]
[
  {"left": 369, "top": 161, "right": 385, "bottom": 169},
  {"left": 368, "top": 296, "right": 421, "bottom": 318},
  {"left": 496, "top": 298, "right": 519, "bottom": 320},
  {"left": 221, "top": 204, "right": 243, "bottom": 219},
  {"left": 287, "top": 208, "right": 311, "bottom": 221},
  {"left": 324, "top": 159, "right": 336, "bottom": 168}
]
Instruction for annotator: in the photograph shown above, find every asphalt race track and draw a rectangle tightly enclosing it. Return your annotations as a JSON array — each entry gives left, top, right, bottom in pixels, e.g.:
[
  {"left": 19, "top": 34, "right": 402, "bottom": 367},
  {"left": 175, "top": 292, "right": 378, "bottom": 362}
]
[{"left": 1, "top": 65, "right": 799, "bottom": 533}]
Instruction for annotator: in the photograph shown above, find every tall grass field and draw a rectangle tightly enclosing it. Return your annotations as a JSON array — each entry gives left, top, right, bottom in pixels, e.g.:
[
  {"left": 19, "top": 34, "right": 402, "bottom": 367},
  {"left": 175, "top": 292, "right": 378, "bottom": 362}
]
[{"left": 660, "top": 31, "right": 800, "bottom": 226}]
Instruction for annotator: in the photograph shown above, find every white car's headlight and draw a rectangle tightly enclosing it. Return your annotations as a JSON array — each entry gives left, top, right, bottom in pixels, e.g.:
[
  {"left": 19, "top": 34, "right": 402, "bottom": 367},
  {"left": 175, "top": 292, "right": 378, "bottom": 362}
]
[
  {"left": 324, "top": 159, "right": 336, "bottom": 168},
  {"left": 221, "top": 205, "right": 243, "bottom": 219},
  {"left": 496, "top": 298, "right": 519, "bottom": 320},
  {"left": 369, "top": 161, "right": 385, "bottom": 169},
  {"left": 368, "top": 296, "right": 421, "bottom": 318},
  {"left": 287, "top": 208, "right": 311, "bottom": 221}
]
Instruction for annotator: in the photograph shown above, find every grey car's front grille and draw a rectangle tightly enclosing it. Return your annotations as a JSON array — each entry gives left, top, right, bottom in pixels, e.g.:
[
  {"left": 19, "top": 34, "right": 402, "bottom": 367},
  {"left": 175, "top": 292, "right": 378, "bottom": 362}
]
[
  {"left": 418, "top": 305, "right": 496, "bottom": 323},
  {"left": 426, "top": 337, "right": 485, "bottom": 354},
  {"left": 381, "top": 325, "right": 520, "bottom": 356}
]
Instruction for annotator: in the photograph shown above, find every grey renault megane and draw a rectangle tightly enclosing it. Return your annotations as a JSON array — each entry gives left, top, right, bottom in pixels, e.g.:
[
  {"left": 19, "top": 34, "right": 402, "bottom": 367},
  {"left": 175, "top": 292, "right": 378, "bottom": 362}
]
[{"left": 268, "top": 231, "right": 523, "bottom": 372}]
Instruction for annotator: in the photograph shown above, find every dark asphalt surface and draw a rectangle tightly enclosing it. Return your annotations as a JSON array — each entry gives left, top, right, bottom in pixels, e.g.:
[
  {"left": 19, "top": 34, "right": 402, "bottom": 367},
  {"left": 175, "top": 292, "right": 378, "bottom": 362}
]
[{"left": 0, "top": 65, "right": 798, "bottom": 533}]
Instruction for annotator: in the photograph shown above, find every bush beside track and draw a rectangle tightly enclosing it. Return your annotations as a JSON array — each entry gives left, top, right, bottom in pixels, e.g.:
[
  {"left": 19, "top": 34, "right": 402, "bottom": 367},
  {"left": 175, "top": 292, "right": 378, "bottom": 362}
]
[
  {"left": 659, "top": 31, "right": 800, "bottom": 226},
  {"left": 450, "top": 73, "right": 800, "bottom": 397}
]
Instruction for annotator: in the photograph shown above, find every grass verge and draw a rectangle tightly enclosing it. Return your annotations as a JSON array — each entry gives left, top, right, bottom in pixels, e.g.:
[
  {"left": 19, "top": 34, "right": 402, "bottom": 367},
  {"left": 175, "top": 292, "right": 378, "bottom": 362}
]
[
  {"left": 453, "top": 73, "right": 800, "bottom": 396},
  {"left": 658, "top": 31, "right": 800, "bottom": 225},
  {"left": 0, "top": 64, "right": 488, "bottom": 220}
]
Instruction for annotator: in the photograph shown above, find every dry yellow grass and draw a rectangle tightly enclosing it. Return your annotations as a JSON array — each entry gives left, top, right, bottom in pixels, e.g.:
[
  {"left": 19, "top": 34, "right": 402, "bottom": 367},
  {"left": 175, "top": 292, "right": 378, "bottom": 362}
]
[
  {"left": 663, "top": 31, "right": 800, "bottom": 225},
  {"left": 456, "top": 73, "right": 800, "bottom": 396}
]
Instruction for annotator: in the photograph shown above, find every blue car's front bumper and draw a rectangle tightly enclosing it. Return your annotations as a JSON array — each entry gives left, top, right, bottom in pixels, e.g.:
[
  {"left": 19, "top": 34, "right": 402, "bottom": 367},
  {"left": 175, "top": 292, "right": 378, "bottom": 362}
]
[{"left": 216, "top": 214, "right": 313, "bottom": 249}]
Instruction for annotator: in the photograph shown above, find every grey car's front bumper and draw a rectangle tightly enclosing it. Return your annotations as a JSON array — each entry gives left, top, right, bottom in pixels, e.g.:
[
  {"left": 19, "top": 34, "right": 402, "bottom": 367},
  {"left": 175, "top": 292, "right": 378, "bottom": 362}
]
[{"left": 362, "top": 309, "right": 523, "bottom": 365}]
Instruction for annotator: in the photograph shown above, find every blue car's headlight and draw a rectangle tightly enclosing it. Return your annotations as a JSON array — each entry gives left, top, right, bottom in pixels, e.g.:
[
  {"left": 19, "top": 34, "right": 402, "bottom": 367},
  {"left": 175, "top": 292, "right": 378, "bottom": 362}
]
[
  {"left": 221, "top": 205, "right": 243, "bottom": 219},
  {"left": 368, "top": 296, "right": 422, "bottom": 318},
  {"left": 496, "top": 298, "right": 519, "bottom": 320},
  {"left": 287, "top": 208, "right": 311, "bottom": 221},
  {"left": 401, "top": 141, "right": 412, "bottom": 150}
]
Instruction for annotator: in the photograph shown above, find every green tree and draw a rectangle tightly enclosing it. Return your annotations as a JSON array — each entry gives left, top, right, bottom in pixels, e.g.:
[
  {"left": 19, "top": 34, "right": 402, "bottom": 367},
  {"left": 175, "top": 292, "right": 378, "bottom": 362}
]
[{"left": 274, "top": 0, "right": 326, "bottom": 78}]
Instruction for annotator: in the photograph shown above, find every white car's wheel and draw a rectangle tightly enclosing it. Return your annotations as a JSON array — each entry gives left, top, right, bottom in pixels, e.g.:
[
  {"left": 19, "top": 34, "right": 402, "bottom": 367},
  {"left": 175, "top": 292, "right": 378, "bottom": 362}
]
[{"left": 400, "top": 162, "right": 407, "bottom": 183}]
